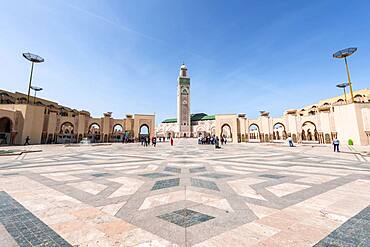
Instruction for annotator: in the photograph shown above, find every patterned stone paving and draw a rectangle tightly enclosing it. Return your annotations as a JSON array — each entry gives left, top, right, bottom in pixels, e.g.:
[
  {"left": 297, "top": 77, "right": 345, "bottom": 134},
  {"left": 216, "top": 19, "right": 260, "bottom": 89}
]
[
  {"left": 91, "top": 172, "right": 111, "bottom": 177},
  {"left": 189, "top": 167, "right": 207, "bottom": 173},
  {"left": 0, "top": 192, "right": 71, "bottom": 247},
  {"left": 158, "top": 209, "right": 215, "bottom": 228},
  {"left": 152, "top": 178, "right": 180, "bottom": 190},
  {"left": 140, "top": 172, "right": 172, "bottom": 178},
  {"left": 0, "top": 139, "right": 369, "bottom": 246},
  {"left": 191, "top": 178, "right": 220, "bottom": 191},
  {"left": 258, "top": 174, "right": 286, "bottom": 179},
  {"left": 164, "top": 166, "right": 182, "bottom": 173},
  {"left": 200, "top": 173, "right": 232, "bottom": 179},
  {"left": 314, "top": 205, "right": 370, "bottom": 247}
]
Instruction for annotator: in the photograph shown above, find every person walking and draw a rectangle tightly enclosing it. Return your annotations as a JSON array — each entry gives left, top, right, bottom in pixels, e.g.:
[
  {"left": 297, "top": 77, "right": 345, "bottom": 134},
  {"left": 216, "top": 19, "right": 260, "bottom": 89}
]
[
  {"left": 145, "top": 137, "right": 149, "bottom": 147},
  {"left": 24, "top": 136, "right": 30, "bottom": 145},
  {"left": 332, "top": 138, "right": 340, "bottom": 152},
  {"left": 170, "top": 137, "right": 174, "bottom": 146},
  {"left": 152, "top": 136, "right": 157, "bottom": 147},
  {"left": 215, "top": 136, "right": 221, "bottom": 149},
  {"left": 287, "top": 136, "right": 294, "bottom": 147}
]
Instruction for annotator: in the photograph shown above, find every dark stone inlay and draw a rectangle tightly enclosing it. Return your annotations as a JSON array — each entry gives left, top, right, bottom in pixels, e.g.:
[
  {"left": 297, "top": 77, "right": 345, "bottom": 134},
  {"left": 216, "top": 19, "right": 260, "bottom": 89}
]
[
  {"left": 151, "top": 178, "right": 180, "bottom": 190},
  {"left": 164, "top": 167, "right": 181, "bottom": 173},
  {"left": 0, "top": 191, "right": 72, "bottom": 247},
  {"left": 140, "top": 172, "right": 172, "bottom": 179},
  {"left": 200, "top": 173, "right": 232, "bottom": 179},
  {"left": 158, "top": 209, "right": 215, "bottom": 228},
  {"left": 191, "top": 178, "right": 219, "bottom": 191},
  {"left": 314, "top": 205, "right": 370, "bottom": 247},
  {"left": 189, "top": 167, "right": 206, "bottom": 173},
  {"left": 258, "top": 174, "right": 285, "bottom": 179},
  {"left": 2, "top": 173, "right": 19, "bottom": 176},
  {"left": 91, "top": 172, "right": 111, "bottom": 177}
]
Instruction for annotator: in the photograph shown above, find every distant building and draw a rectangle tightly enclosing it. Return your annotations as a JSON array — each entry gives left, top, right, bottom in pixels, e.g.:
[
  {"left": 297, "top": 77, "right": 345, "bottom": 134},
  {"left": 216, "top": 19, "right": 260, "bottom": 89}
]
[
  {"left": 0, "top": 90, "right": 155, "bottom": 145},
  {"left": 157, "top": 64, "right": 370, "bottom": 145}
]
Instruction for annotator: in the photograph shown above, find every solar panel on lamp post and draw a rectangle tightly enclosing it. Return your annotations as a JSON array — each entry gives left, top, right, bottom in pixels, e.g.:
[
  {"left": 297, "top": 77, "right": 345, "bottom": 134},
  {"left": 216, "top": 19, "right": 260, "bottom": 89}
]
[
  {"left": 30, "top": 86, "right": 43, "bottom": 105},
  {"left": 333, "top": 48, "right": 357, "bottom": 103},
  {"left": 22, "top": 53, "right": 44, "bottom": 104},
  {"left": 336, "top": 82, "right": 350, "bottom": 104}
]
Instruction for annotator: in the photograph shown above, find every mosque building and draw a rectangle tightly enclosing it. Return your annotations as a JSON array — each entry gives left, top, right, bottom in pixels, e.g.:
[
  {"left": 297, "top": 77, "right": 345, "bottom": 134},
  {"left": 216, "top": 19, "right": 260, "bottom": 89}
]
[
  {"left": 1, "top": 63, "right": 370, "bottom": 146},
  {"left": 156, "top": 64, "right": 370, "bottom": 146}
]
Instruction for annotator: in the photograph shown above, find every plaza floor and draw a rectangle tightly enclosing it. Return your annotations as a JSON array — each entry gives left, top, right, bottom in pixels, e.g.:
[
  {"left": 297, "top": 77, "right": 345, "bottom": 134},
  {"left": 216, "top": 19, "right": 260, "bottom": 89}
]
[{"left": 0, "top": 140, "right": 369, "bottom": 247}]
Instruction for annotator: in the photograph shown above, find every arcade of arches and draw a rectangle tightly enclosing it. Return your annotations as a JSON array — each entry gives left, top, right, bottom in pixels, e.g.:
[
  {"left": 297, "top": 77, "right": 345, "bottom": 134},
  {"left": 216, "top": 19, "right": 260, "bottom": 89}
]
[
  {"left": 2, "top": 87, "right": 370, "bottom": 145},
  {"left": 0, "top": 97, "right": 155, "bottom": 145}
]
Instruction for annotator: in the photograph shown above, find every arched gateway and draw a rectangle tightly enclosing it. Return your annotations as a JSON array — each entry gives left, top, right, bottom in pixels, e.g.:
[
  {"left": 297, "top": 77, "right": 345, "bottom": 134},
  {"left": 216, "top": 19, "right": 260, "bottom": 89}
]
[{"left": 0, "top": 117, "right": 12, "bottom": 145}]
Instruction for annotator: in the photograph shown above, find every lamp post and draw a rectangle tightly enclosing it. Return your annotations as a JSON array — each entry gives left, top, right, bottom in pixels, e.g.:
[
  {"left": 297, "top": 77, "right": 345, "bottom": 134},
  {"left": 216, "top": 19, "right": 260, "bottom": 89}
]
[
  {"left": 30, "top": 86, "right": 43, "bottom": 104},
  {"left": 336, "top": 82, "right": 350, "bottom": 104},
  {"left": 333, "top": 47, "right": 357, "bottom": 103},
  {"left": 22, "top": 53, "right": 44, "bottom": 104}
]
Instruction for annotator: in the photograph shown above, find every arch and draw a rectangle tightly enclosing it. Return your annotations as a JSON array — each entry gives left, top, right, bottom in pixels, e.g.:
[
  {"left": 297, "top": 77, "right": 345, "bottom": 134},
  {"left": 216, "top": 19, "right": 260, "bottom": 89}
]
[
  {"left": 111, "top": 124, "right": 124, "bottom": 142},
  {"left": 113, "top": 124, "right": 123, "bottom": 133},
  {"left": 354, "top": 94, "right": 363, "bottom": 103},
  {"left": 88, "top": 123, "right": 101, "bottom": 142},
  {"left": 89, "top": 123, "right": 100, "bottom": 134},
  {"left": 273, "top": 122, "right": 286, "bottom": 140},
  {"left": 60, "top": 122, "right": 74, "bottom": 134},
  {"left": 57, "top": 122, "right": 76, "bottom": 144},
  {"left": 221, "top": 124, "right": 232, "bottom": 142},
  {"left": 248, "top": 124, "right": 260, "bottom": 142},
  {"left": 0, "top": 117, "right": 13, "bottom": 145},
  {"left": 0, "top": 117, "right": 12, "bottom": 133},
  {"left": 139, "top": 124, "right": 150, "bottom": 141},
  {"left": 181, "top": 88, "right": 189, "bottom": 95},
  {"left": 195, "top": 126, "right": 206, "bottom": 138},
  {"left": 336, "top": 99, "right": 345, "bottom": 105},
  {"left": 302, "top": 121, "right": 318, "bottom": 141},
  {"left": 17, "top": 97, "right": 27, "bottom": 104}
]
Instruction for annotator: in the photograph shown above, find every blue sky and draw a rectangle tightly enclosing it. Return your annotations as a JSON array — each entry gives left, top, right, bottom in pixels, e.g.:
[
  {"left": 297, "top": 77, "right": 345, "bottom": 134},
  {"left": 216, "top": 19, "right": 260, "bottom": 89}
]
[{"left": 1, "top": 0, "right": 370, "bottom": 123}]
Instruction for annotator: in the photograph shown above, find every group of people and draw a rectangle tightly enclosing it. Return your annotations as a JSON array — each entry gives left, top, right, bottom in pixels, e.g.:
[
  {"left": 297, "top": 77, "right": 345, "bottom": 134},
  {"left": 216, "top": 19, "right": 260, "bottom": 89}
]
[
  {"left": 198, "top": 135, "right": 224, "bottom": 149},
  {"left": 21, "top": 134, "right": 341, "bottom": 153},
  {"left": 198, "top": 135, "right": 228, "bottom": 146},
  {"left": 140, "top": 136, "right": 157, "bottom": 147}
]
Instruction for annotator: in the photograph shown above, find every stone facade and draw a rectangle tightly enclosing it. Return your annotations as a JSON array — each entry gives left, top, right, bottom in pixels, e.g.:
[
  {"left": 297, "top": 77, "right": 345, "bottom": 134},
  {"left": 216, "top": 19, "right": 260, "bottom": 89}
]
[
  {"left": 0, "top": 90, "right": 155, "bottom": 145},
  {"left": 157, "top": 65, "right": 370, "bottom": 145}
]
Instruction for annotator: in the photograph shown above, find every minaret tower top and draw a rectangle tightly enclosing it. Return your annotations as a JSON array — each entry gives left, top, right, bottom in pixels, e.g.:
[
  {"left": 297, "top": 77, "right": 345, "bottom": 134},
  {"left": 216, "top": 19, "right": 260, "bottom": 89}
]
[{"left": 179, "top": 63, "right": 189, "bottom": 78}]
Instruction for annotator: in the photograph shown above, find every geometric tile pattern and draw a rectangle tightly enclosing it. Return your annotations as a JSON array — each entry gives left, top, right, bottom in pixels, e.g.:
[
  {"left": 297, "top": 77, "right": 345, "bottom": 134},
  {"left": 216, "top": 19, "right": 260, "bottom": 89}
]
[
  {"left": 164, "top": 166, "right": 181, "bottom": 173},
  {"left": 313, "top": 205, "right": 370, "bottom": 247},
  {"left": 158, "top": 209, "right": 215, "bottom": 228},
  {"left": 0, "top": 191, "right": 72, "bottom": 247},
  {"left": 189, "top": 167, "right": 207, "bottom": 173},
  {"left": 191, "top": 178, "right": 219, "bottom": 191},
  {"left": 151, "top": 178, "right": 180, "bottom": 190},
  {"left": 0, "top": 139, "right": 369, "bottom": 247},
  {"left": 258, "top": 174, "right": 285, "bottom": 179},
  {"left": 200, "top": 173, "right": 232, "bottom": 179},
  {"left": 139, "top": 172, "right": 172, "bottom": 178},
  {"left": 91, "top": 172, "right": 111, "bottom": 177}
]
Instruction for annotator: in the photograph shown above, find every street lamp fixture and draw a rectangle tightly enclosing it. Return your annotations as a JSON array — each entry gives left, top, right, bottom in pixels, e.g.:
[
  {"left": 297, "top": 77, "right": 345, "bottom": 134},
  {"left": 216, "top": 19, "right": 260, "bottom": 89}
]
[
  {"left": 30, "top": 86, "right": 43, "bottom": 104},
  {"left": 22, "top": 53, "right": 44, "bottom": 104},
  {"left": 336, "top": 82, "right": 350, "bottom": 104},
  {"left": 333, "top": 47, "right": 357, "bottom": 103}
]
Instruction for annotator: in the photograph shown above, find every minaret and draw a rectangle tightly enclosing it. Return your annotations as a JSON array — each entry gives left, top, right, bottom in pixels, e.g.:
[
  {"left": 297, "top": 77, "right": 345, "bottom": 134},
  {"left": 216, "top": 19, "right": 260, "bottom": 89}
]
[{"left": 177, "top": 63, "right": 191, "bottom": 138}]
